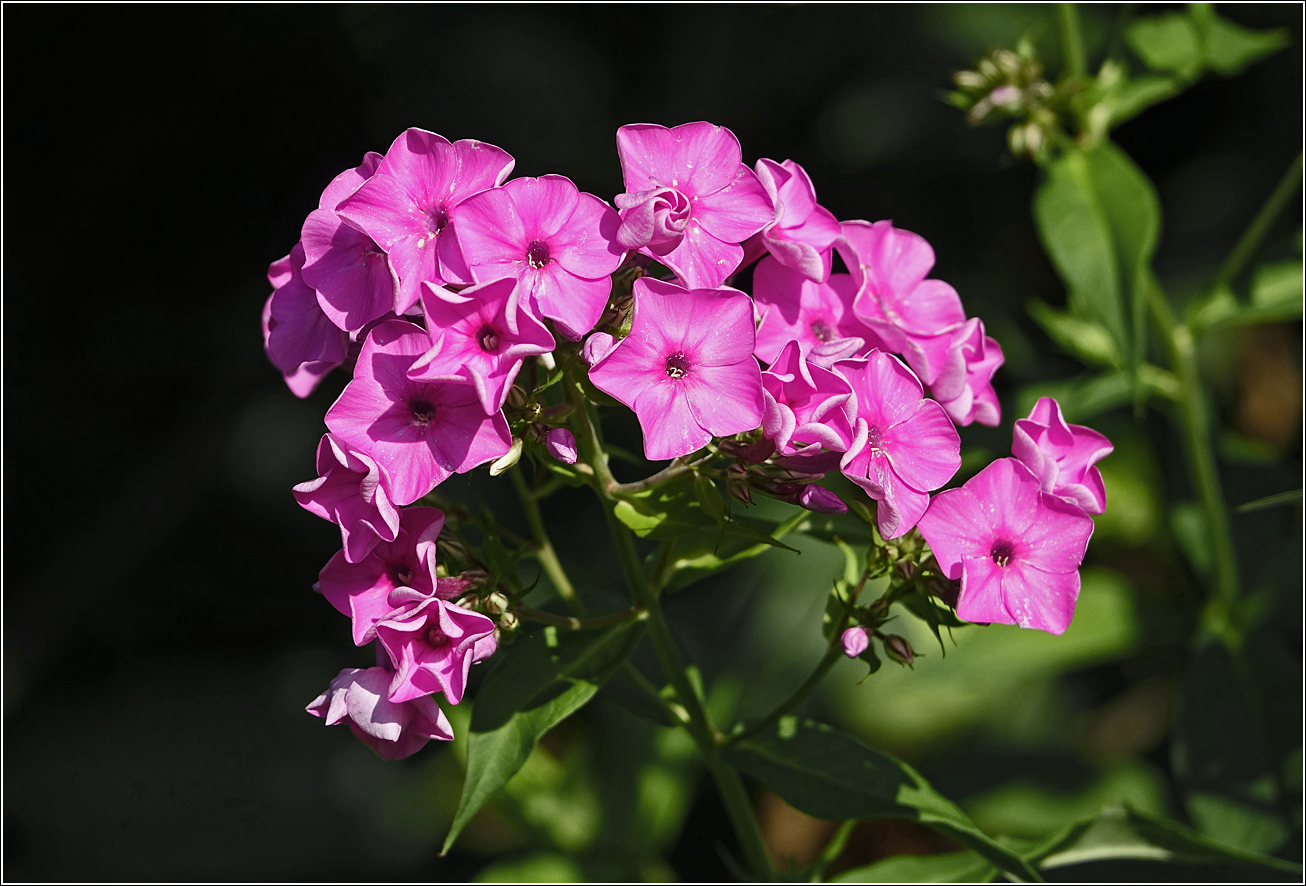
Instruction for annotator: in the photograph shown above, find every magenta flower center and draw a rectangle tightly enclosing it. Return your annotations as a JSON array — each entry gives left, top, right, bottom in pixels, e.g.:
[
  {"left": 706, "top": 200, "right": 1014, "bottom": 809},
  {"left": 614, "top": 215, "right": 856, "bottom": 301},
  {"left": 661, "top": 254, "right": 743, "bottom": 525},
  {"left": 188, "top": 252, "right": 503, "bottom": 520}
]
[
  {"left": 990, "top": 539, "right": 1015, "bottom": 567},
  {"left": 409, "top": 397, "right": 436, "bottom": 427},
  {"left": 526, "top": 239, "right": 551, "bottom": 269},
  {"left": 810, "top": 317, "right": 835, "bottom": 342},
  {"left": 387, "top": 561, "right": 414, "bottom": 588},
  {"left": 425, "top": 204, "right": 450, "bottom": 235},
  {"left": 665, "top": 352, "right": 691, "bottom": 379},
  {"left": 477, "top": 324, "right": 501, "bottom": 353},
  {"left": 426, "top": 625, "right": 449, "bottom": 649}
]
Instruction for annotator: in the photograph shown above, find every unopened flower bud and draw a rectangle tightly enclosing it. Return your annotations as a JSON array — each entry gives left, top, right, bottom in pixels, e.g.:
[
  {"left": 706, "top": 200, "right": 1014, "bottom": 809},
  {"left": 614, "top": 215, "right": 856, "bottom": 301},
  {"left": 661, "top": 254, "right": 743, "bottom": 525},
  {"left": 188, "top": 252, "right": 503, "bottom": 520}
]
[
  {"left": 929, "top": 577, "right": 961, "bottom": 609},
  {"left": 883, "top": 634, "right": 915, "bottom": 666},
  {"left": 728, "top": 478, "right": 752, "bottom": 505},
  {"left": 485, "top": 592, "right": 510, "bottom": 615},
  {"left": 497, "top": 610, "right": 519, "bottom": 632},
  {"left": 841, "top": 626, "right": 870, "bottom": 659},
  {"left": 896, "top": 560, "right": 917, "bottom": 580},
  {"left": 507, "top": 385, "right": 529, "bottom": 409},
  {"left": 582, "top": 332, "right": 618, "bottom": 366},
  {"left": 797, "top": 485, "right": 847, "bottom": 515},
  {"left": 545, "top": 428, "right": 578, "bottom": 465},
  {"left": 456, "top": 593, "right": 480, "bottom": 611},
  {"left": 489, "top": 437, "right": 524, "bottom": 476}
]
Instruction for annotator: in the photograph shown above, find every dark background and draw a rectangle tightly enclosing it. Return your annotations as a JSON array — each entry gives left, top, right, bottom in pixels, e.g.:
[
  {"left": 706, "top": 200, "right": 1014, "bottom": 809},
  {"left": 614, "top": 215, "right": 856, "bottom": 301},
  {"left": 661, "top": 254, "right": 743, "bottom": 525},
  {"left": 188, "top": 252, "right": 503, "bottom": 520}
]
[{"left": 4, "top": 4, "right": 1301, "bottom": 881}]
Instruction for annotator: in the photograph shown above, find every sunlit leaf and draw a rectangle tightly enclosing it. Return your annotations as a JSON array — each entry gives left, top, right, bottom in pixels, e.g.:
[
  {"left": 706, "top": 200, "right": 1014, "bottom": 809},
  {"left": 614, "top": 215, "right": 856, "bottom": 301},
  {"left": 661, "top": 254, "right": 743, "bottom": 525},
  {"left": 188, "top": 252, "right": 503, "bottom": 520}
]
[
  {"left": 1126, "top": 12, "right": 1203, "bottom": 79},
  {"left": 612, "top": 481, "right": 715, "bottom": 539},
  {"left": 1026, "top": 300, "right": 1122, "bottom": 368},
  {"left": 1189, "top": 3, "right": 1290, "bottom": 75},
  {"left": 443, "top": 621, "right": 644, "bottom": 854},
  {"left": 724, "top": 718, "right": 1041, "bottom": 881},
  {"left": 832, "top": 849, "right": 997, "bottom": 883}
]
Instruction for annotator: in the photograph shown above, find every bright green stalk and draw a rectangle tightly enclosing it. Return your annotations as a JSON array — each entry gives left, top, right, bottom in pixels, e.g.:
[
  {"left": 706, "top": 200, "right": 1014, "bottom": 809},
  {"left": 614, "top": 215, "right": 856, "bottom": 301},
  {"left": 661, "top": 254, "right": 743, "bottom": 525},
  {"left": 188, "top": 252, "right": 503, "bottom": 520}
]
[
  {"left": 510, "top": 464, "right": 585, "bottom": 615},
  {"left": 1058, "top": 3, "right": 1087, "bottom": 79},
  {"left": 1208, "top": 153, "right": 1303, "bottom": 300}
]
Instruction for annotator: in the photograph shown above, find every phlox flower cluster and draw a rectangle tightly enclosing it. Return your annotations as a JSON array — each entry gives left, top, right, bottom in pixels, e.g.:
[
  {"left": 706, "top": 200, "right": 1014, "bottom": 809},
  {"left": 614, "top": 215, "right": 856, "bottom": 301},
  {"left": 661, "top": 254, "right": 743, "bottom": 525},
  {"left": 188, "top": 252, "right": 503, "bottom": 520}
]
[{"left": 267, "top": 121, "right": 1112, "bottom": 757}]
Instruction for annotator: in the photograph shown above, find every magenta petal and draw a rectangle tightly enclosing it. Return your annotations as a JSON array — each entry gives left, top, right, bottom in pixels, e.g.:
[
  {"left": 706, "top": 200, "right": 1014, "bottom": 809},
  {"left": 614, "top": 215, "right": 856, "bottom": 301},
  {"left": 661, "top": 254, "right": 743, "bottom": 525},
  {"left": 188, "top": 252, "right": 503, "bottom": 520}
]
[
  {"left": 917, "top": 486, "right": 991, "bottom": 579},
  {"left": 1000, "top": 563, "right": 1081, "bottom": 634},
  {"left": 876, "top": 472, "right": 930, "bottom": 540},
  {"left": 957, "top": 557, "right": 1010, "bottom": 625},
  {"left": 508, "top": 175, "right": 581, "bottom": 239},
  {"left": 1020, "top": 494, "right": 1095, "bottom": 574},
  {"left": 659, "top": 222, "right": 743, "bottom": 290},
  {"left": 693, "top": 166, "right": 774, "bottom": 243},
  {"left": 682, "top": 287, "right": 757, "bottom": 366},
  {"left": 587, "top": 334, "right": 662, "bottom": 411},
  {"left": 964, "top": 458, "right": 1042, "bottom": 539},
  {"left": 337, "top": 173, "right": 425, "bottom": 251},
  {"left": 455, "top": 186, "right": 528, "bottom": 269},
  {"left": 549, "top": 192, "right": 625, "bottom": 279},
  {"left": 684, "top": 361, "right": 764, "bottom": 437},
  {"left": 841, "top": 626, "right": 869, "bottom": 658},
  {"left": 533, "top": 265, "right": 612, "bottom": 341},
  {"left": 617, "top": 122, "right": 741, "bottom": 198},
  {"left": 634, "top": 377, "right": 711, "bottom": 461},
  {"left": 882, "top": 400, "right": 961, "bottom": 493}
]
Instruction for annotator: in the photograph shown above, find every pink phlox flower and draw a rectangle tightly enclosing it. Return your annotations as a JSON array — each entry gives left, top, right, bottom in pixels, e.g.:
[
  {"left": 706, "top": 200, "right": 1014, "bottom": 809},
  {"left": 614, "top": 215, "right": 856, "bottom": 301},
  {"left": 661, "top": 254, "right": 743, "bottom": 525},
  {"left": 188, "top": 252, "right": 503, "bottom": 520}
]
[
  {"left": 930, "top": 319, "right": 1004, "bottom": 428},
  {"left": 836, "top": 351, "right": 961, "bottom": 539},
  {"left": 376, "top": 588, "right": 498, "bottom": 704},
  {"left": 752, "top": 158, "right": 841, "bottom": 282},
  {"left": 307, "top": 666, "right": 453, "bottom": 759},
  {"left": 588, "top": 277, "right": 764, "bottom": 461},
  {"left": 1013, "top": 397, "right": 1112, "bottom": 514},
  {"left": 613, "top": 122, "right": 773, "bottom": 289},
  {"left": 408, "top": 277, "right": 556, "bottom": 414},
  {"left": 792, "top": 484, "right": 848, "bottom": 514},
  {"left": 293, "top": 433, "right": 401, "bottom": 564},
  {"left": 336, "top": 129, "right": 515, "bottom": 313},
  {"left": 263, "top": 243, "right": 348, "bottom": 398},
  {"left": 546, "top": 428, "right": 578, "bottom": 465},
  {"left": 841, "top": 626, "right": 870, "bottom": 658},
  {"left": 317, "top": 506, "right": 444, "bottom": 646},
  {"left": 838, "top": 220, "right": 966, "bottom": 337},
  {"left": 301, "top": 152, "right": 400, "bottom": 333},
  {"left": 752, "top": 255, "right": 878, "bottom": 367},
  {"left": 917, "top": 457, "right": 1094, "bottom": 635},
  {"left": 761, "top": 339, "right": 855, "bottom": 457},
  {"left": 325, "top": 320, "right": 513, "bottom": 505},
  {"left": 455, "top": 175, "right": 624, "bottom": 341}
]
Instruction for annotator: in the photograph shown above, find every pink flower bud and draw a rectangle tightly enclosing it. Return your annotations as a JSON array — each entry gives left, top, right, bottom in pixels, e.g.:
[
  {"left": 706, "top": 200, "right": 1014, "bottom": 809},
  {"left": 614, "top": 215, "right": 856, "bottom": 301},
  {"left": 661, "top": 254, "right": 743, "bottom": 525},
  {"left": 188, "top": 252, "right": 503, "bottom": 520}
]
[
  {"left": 841, "top": 626, "right": 870, "bottom": 658},
  {"left": 546, "top": 428, "right": 578, "bottom": 465},
  {"left": 798, "top": 484, "right": 847, "bottom": 515}
]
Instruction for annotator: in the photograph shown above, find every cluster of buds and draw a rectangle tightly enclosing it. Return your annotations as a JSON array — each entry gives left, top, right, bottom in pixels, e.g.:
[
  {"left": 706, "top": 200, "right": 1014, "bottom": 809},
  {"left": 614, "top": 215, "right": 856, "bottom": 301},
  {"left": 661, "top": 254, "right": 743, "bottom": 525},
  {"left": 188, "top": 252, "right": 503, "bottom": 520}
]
[{"left": 949, "top": 44, "right": 1067, "bottom": 160}]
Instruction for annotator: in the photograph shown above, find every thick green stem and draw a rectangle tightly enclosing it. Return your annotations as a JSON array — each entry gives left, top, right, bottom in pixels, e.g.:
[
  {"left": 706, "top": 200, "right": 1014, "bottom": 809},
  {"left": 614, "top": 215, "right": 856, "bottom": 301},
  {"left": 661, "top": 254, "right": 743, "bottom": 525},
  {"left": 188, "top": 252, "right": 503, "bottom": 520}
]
[
  {"left": 1058, "top": 3, "right": 1087, "bottom": 79},
  {"left": 601, "top": 484, "right": 775, "bottom": 879},
  {"left": 1209, "top": 153, "right": 1303, "bottom": 300},
  {"left": 1146, "top": 273, "right": 1239, "bottom": 610},
  {"left": 509, "top": 464, "right": 586, "bottom": 615}
]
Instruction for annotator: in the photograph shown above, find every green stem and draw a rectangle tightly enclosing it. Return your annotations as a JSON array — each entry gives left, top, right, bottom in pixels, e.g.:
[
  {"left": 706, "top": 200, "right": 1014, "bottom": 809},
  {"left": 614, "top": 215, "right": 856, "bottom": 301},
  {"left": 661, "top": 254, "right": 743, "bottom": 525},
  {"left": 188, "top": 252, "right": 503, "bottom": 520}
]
[
  {"left": 515, "top": 604, "right": 645, "bottom": 630},
  {"left": 600, "top": 493, "right": 775, "bottom": 879},
  {"left": 1058, "top": 3, "right": 1087, "bottom": 79},
  {"left": 509, "top": 464, "right": 586, "bottom": 616},
  {"left": 1146, "top": 273, "right": 1239, "bottom": 611},
  {"left": 620, "top": 661, "right": 690, "bottom": 726},
  {"left": 807, "top": 819, "right": 857, "bottom": 881},
  {"left": 729, "top": 564, "right": 868, "bottom": 746},
  {"left": 1208, "top": 153, "right": 1303, "bottom": 300},
  {"left": 561, "top": 362, "right": 619, "bottom": 494},
  {"left": 729, "top": 645, "right": 843, "bottom": 746}
]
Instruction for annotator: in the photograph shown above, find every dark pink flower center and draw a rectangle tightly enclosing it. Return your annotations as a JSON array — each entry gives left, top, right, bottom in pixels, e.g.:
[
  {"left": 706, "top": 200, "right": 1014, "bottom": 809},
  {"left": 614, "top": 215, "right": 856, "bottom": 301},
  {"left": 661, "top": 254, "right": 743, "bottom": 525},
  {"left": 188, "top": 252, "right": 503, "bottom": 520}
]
[
  {"left": 527, "top": 239, "right": 551, "bottom": 269},
  {"left": 387, "top": 562, "right": 414, "bottom": 587},
  {"left": 426, "top": 204, "right": 450, "bottom": 235},
  {"left": 410, "top": 398, "right": 436, "bottom": 427},
  {"left": 810, "top": 317, "right": 835, "bottom": 342},
  {"left": 665, "top": 352, "right": 691, "bottom": 379},
  {"left": 477, "top": 325, "right": 501, "bottom": 353},
  {"left": 426, "top": 625, "right": 449, "bottom": 648},
  {"left": 990, "top": 539, "right": 1015, "bottom": 567}
]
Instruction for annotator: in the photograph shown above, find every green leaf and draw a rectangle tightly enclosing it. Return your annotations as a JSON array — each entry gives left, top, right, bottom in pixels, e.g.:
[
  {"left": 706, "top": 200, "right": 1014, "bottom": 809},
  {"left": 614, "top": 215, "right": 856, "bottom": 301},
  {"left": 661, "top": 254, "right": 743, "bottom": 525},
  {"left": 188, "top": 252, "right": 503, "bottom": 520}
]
[
  {"left": 1189, "top": 260, "right": 1303, "bottom": 331},
  {"left": 898, "top": 588, "right": 967, "bottom": 655},
  {"left": 693, "top": 473, "right": 725, "bottom": 525},
  {"left": 1026, "top": 300, "right": 1123, "bottom": 368},
  {"left": 1038, "top": 804, "right": 1301, "bottom": 875},
  {"left": 1189, "top": 3, "right": 1289, "bottom": 76},
  {"left": 656, "top": 511, "right": 805, "bottom": 593},
  {"left": 1126, "top": 13, "right": 1203, "bottom": 80},
  {"left": 1016, "top": 367, "right": 1179, "bottom": 423},
  {"left": 442, "top": 621, "right": 644, "bottom": 854},
  {"left": 1101, "top": 75, "right": 1181, "bottom": 128},
  {"left": 832, "top": 850, "right": 997, "bottom": 883},
  {"left": 723, "top": 718, "right": 1041, "bottom": 882},
  {"left": 612, "top": 481, "right": 715, "bottom": 540}
]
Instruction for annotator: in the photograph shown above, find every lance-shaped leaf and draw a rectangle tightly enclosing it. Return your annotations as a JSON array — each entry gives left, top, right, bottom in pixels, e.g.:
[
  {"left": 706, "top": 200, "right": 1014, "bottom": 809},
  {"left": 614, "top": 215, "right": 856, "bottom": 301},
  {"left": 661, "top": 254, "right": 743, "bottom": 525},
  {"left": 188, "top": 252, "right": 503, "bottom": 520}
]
[
  {"left": 723, "top": 718, "right": 1040, "bottom": 882},
  {"left": 1033, "top": 143, "right": 1159, "bottom": 409},
  {"left": 442, "top": 620, "right": 644, "bottom": 853}
]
